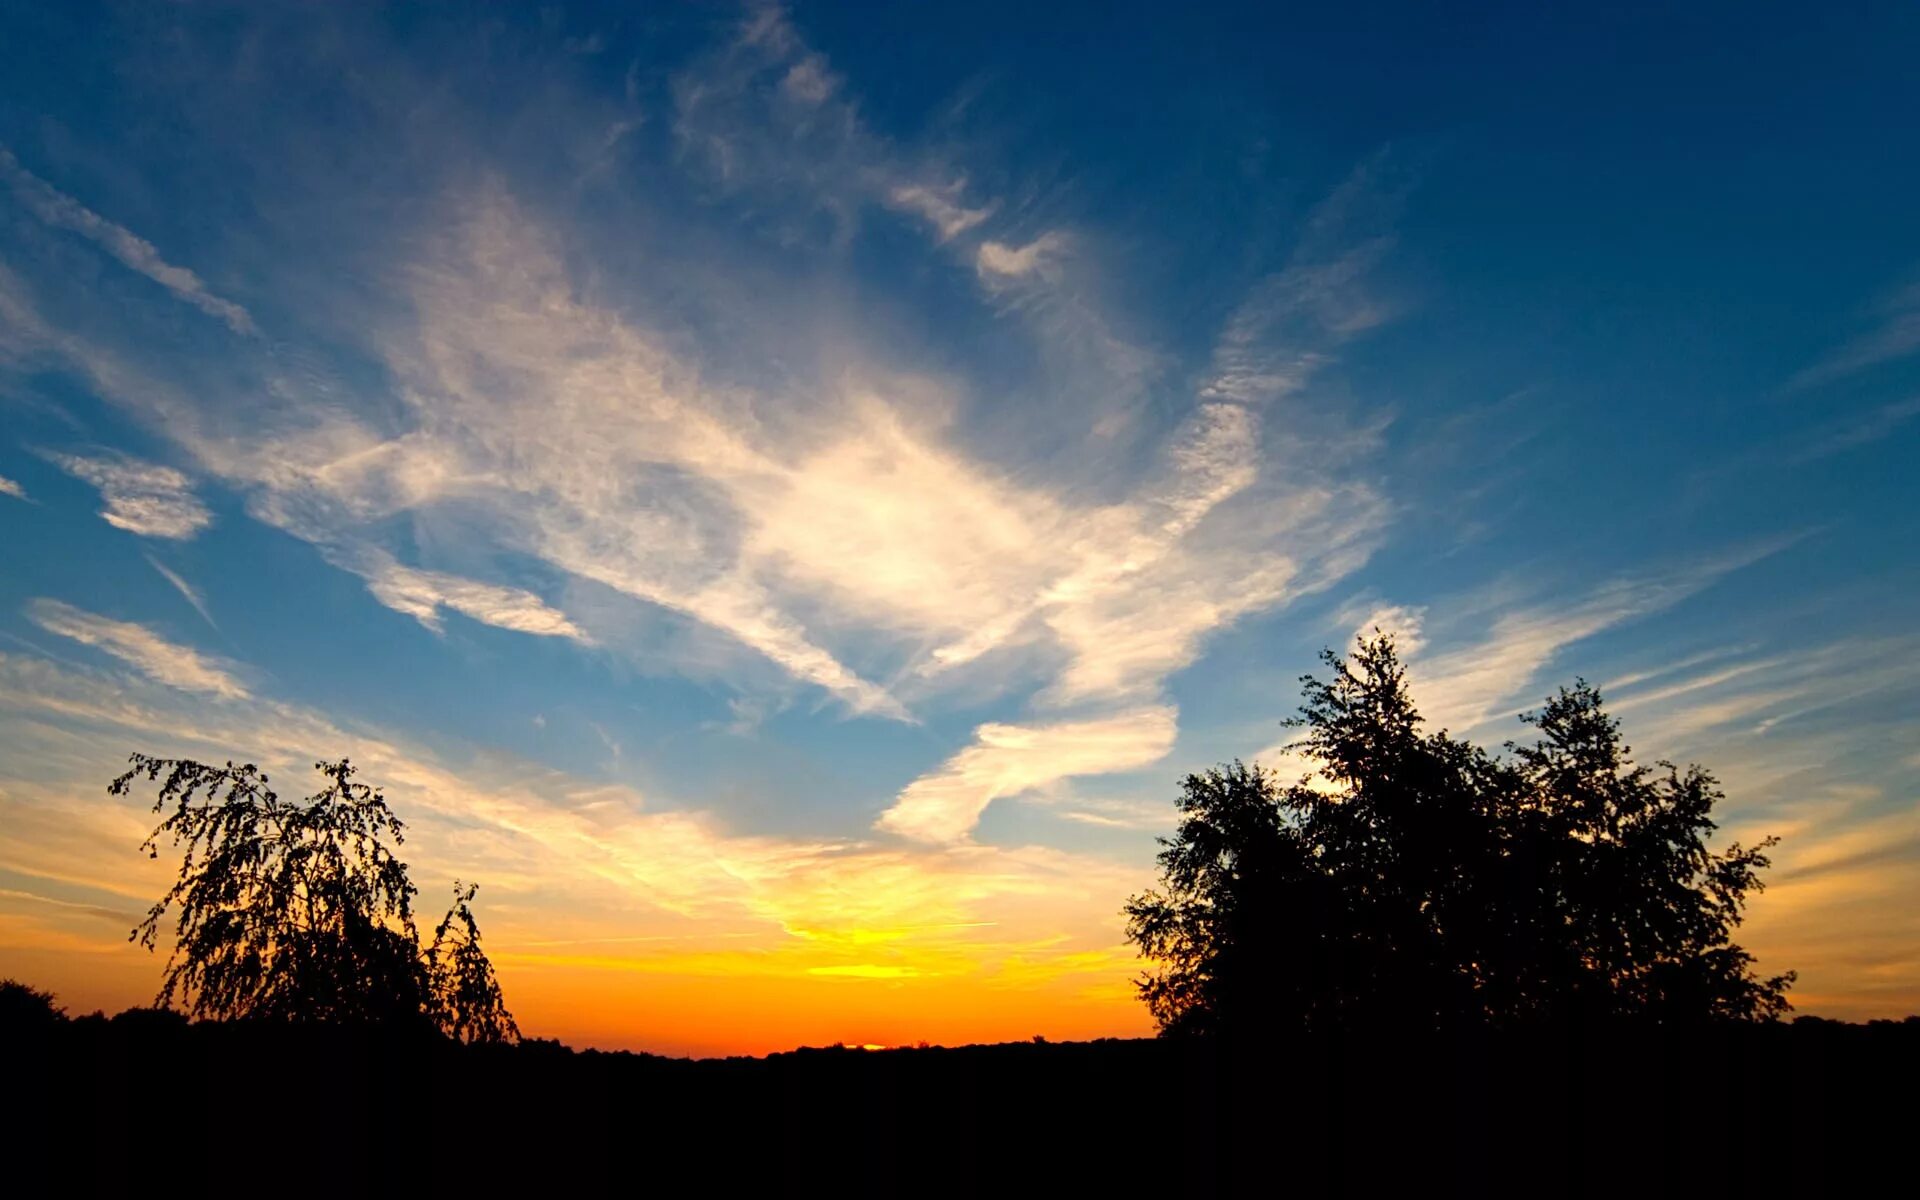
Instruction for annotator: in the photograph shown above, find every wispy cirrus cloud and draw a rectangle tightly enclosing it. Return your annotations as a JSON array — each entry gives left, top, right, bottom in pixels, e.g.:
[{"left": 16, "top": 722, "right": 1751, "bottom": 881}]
[
  {"left": 878, "top": 706, "right": 1179, "bottom": 844},
  {"left": 1786, "top": 279, "right": 1920, "bottom": 393},
  {"left": 1589, "top": 635, "right": 1920, "bottom": 1020},
  {"left": 2, "top": 5, "right": 1396, "bottom": 838},
  {"left": 889, "top": 181, "right": 994, "bottom": 241},
  {"left": 40, "top": 451, "right": 212, "bottom": 540},
  {"left": 143, "top": 554, "right": 217, "bottom": 631},
  {"left": 0, "top": 475, "right": 26, "bottom": 501},
  {"left": 1263, "top": 543, "right": 1792, "bottom": 758},
  {"left": 674, "top": 5, "right": 995, "bottom": 251},
  {"left": 1789, "top": 396, "right": 1920, "bottom": 462},
  {"left": 671, "top": 5, "right": 1158, "bottom": 420},
  {"left": 1397, "top": 561, "right": 1767, "bottom": 735},
  {"left": 0, "top": 146, "right": 256, "bottom": 336},
  {"left": 355, "top": 553, "right": 589, "bottom": 642},
  {"left": 26, "top": 599, "right": 247, "bottom": 699},
  {"left": 157, "top": 175, "right": 1379, "bottom": 733}
]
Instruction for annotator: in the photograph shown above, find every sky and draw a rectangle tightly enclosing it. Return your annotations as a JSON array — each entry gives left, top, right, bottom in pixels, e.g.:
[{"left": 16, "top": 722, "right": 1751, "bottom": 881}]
[{"left": 1, "top": 1, "right": 1917, "bottom": 1056}]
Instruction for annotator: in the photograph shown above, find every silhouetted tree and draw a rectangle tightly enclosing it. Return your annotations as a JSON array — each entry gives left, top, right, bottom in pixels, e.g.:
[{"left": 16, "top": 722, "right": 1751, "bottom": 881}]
[
  {"left": 112, "top": 754, "right": 517, "bottom": 1040},
  {"left": 1125, "top": 635, "right": 1793, "bottom": 1036},
  {"left": 1506, "top": 680, "right": 1795, "bottom": 1023},
  {"left": 0, "top": 978, "right": 66, "bottom": 1029},
  {"left": 429, "top": 882, "right": 520, "bottom": 1045}
]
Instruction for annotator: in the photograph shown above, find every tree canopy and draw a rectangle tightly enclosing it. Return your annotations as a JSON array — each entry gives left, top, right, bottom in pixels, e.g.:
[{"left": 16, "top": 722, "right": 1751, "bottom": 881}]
[
  {"left": 112, "top": 754, "right": 517, "bottom": 1042},
  {"left": 1125, "top": 635, "right": 1794, "bottom": 1036}
]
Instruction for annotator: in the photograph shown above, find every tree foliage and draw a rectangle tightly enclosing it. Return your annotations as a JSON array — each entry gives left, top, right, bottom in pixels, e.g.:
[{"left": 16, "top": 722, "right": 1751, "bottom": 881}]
[
  {"left": 430, "top": 882, "right": 521, "bottom": 1045},
  {"left": 0, "top": 978, "right": 66, "bottom": 1028},
  {"left": 112, "top": 754, "right": 517, "bottom": 1042},
  {"left": 1125, "top": 635, "right": 1794, "bottom": 1036}
]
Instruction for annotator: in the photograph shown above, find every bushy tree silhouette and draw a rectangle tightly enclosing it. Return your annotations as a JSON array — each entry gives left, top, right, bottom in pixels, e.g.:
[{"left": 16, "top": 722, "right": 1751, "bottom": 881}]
[
  {"left": 1125, "top": 635, "right": 1793, "bottom": 1036},
  {"left": 0, "top": 978, "right": 66, "bottom": 1028},
  {"left": 112, "top": 754, "right": 517, "bottom": 1041}
]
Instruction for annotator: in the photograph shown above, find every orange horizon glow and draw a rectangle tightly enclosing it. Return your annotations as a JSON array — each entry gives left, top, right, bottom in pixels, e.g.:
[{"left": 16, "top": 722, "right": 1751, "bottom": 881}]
[
  {"left": 0, "top": 926, "right": 1157, "bottom": 1058},
  {"left": 4, "top": 881, "right": 1907, "bottom": 1057}
]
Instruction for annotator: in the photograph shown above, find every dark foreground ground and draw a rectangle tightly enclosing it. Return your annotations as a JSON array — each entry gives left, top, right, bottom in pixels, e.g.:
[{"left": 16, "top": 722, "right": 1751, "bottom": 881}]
[{"left": 9, "top": 1012, "right": 1916, "bottom": 1195}]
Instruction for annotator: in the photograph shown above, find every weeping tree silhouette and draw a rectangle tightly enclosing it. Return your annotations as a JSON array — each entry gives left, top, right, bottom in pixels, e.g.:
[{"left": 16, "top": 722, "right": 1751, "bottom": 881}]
[
  {"left": 112, "top": 754, "right": 517, "bottom": 1042},
  {"left": 1126, "top": 634, "right": 1794, "bottom": 1036}
]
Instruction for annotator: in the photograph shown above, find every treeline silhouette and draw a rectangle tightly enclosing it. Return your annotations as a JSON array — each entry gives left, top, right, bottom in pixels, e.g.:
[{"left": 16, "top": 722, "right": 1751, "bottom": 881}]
[
  {"left": 7, "top": 984, "right": 1916, "bottom": 1192},
  {"left": 6, "top": 636, "right": 1916, "bottom": 1192}
]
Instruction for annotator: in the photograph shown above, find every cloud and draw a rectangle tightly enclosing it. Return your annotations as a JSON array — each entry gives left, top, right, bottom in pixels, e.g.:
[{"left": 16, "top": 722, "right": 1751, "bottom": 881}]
[
  {"left": 41, "top": 451, "right": 212, "bottom": 539},
  {"left": 1786, "top": 280, "right": 1920, "bottom": 392},
  {"left": 675, "top": 6, "right": 965, "bottom": 249},
  {"left": 6, "top": 146, "right": 1396, "bottom": 817},
  {"left": 0, "top": 474, "right": 26, "bottom": 501},
  {"left": 26, "top": 599, "right": 247, "bottom": 699},
  {"left": 672, "top": 0, "right": 1138, "bottom": 401},
  {"left": 781, "top": 55, "right": 838, "bottom": 105},
  {"left": 1602, "top": 633, "right": 1920, "bottom": 758},
  {"left": 1403, "top": 566, "right": 1756, "bottom": 734},
  {"left": 1346, "top": 602, "right": 1427, "bottom": 657},
  {"left": 1587, "top": 636, "right": 1920, "bottom": 1020},
  {"left": 1392, "top": 584, "right": 1719, "bottom": 736},
  {"left": 1789, "top": 396, "right": 1920, "bottom": 462},
  {"left": 355, "top": 553, "right": 589, "bottom": 642},
  {"left": 2, "top": 11, "right": 1397, "bottom": 814},
  {"left": 160, "top": 179, "right": 1378, "bottom": 725},
  {"left": 143, "top": 554, "right": 218, "bottom": 630},
  {"left": 1257, "top": 547, "right": 1790, "bottom": 762},
  {"left": 975, "top": 233, "right": 1066, "bottom": 281},
  {"left": 878, "top": 706, "right": 1178, "bottom": 844},
  {"left": 0, "top": 146, "right": 256, "bottom": 336},
  {"left": 887, "top": 181, "right": 994, "bottom": 241},
  {"left": 1200, "top": 160, "right": 1405, "bottom": 408}
]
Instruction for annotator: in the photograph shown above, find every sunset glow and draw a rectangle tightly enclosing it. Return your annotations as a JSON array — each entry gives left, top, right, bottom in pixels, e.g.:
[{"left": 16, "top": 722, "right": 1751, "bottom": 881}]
[{"left": 3, "top": 2, "right": 1917, "bottom": 1055}]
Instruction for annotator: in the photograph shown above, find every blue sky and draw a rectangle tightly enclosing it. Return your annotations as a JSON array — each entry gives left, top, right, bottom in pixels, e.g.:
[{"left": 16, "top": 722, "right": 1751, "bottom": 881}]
[{"left": 2, "top": 2, "right": 1917, "bottom": 1049}]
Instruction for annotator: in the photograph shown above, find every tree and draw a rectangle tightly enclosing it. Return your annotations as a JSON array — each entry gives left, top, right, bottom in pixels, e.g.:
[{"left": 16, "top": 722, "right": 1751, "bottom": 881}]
[
  {"left": 429, "top": 882, "right": 521, "bottom": 1045},
  {"left": 0, "top": 978, "right": 66, "bottom": 1030},
  {"left": 1507, "top": 681, "right": 1795, "bottom": 1023},
  {"left": 1125, "top": 634, "right": 1792, "bottom": 1036},
  {"left": 112, "top": 754, "right": 518, "bottom": 1042}
]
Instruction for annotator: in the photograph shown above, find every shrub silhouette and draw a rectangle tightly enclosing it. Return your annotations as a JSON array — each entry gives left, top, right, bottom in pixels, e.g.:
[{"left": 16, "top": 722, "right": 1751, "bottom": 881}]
[
  {"left": 1126, "top": 634, "right": 1794, "bottom": 1035},
  {"left": 0, "top": 978, "right": 65, "bottom": 1028},
  {"left": 112, "top": 754, "right": 517, "bottom": 1041}
]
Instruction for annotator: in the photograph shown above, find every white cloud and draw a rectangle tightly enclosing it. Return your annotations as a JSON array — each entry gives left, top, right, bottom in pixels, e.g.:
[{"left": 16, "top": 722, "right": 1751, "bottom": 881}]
[
  {"left": 975, "top": 233, "right": 1066, "bottom": 281},
  {"left": 0, "top": 146, "right": 256, "bottom": 336},
  {"left": 42, "top": 451, "right": 212, "bottom": 540},
  {"left": 878, "top": 706, "right": 1178, "bottom": 844},
  {"left": 27, "top": 599, "right": 247, "bottom": 699},
  {"left": 1257, "top": 548, "right": 1790, "bottom": 764},
  {"left": 0, "top": 475, "right": 26, "bottom": 501},
  {"left": 1404, "top": 568, "right": 1740, "bottom": 734},
  {"left": 886, "top": 181, "right": 994, "bottom": 241},
  {"left": 173, "top": 191, "right": 1375, "bottom": 726},
  {"left": 144, "top": 554, "right": 218, "bottom": 630},
  {"left": 1346, "top": 602, "right": 1427, "bottom": 657},
  {"left": 3, "top": 15, "right": 1398, "bottom": 822},
  {"left": 670, "top": 2, "right": 1174, "bottom": 441},
  {"left": 356, "top": 553, "right": 589, "bottom": 642},
  {"left": 1198, "top": 177, "right": 1399, "bottom": 408}
]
